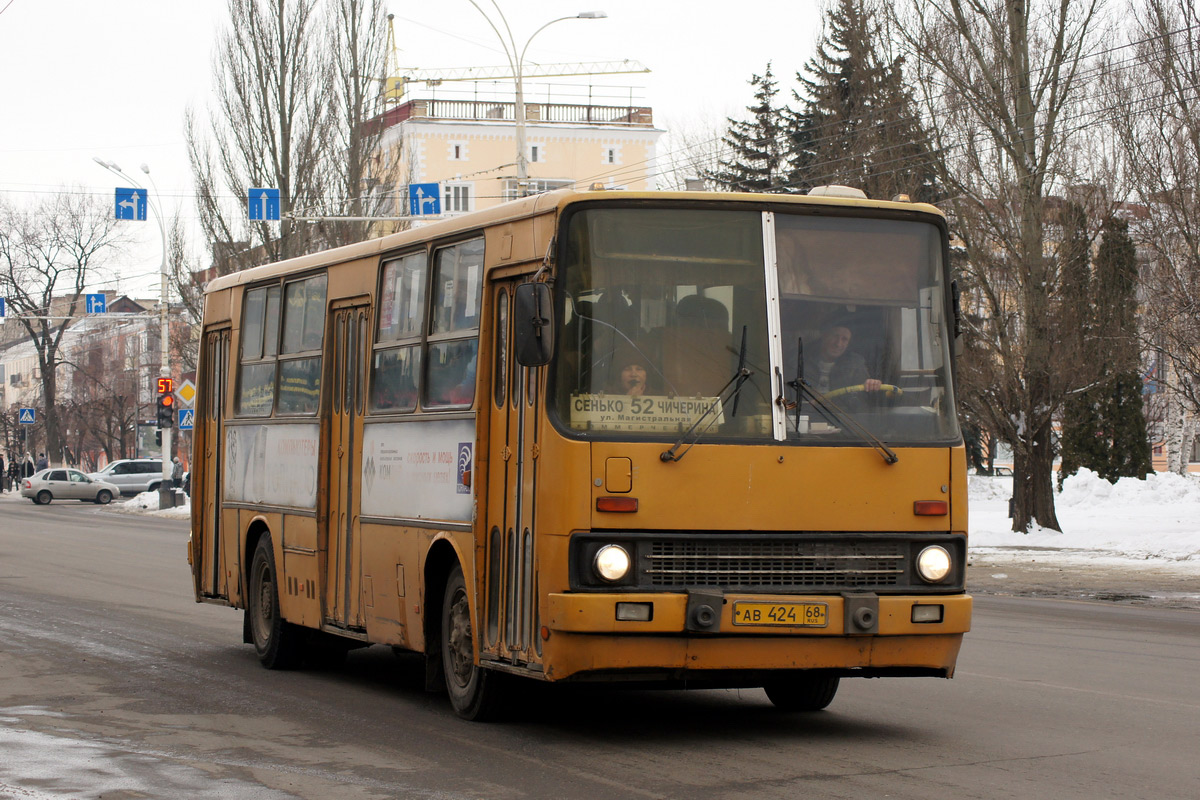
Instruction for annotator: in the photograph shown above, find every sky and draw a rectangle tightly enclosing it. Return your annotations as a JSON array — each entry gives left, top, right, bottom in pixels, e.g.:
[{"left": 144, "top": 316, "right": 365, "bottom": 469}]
[{"left": 0, "top": 0, "right": 823, "bottom": 296}]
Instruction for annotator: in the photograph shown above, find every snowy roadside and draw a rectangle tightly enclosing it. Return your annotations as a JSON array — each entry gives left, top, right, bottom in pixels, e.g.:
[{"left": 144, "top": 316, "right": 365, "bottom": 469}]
[
  {"left": 969, "top": 469, "right": 1200, "bottom": 572},
  {"left": 106, "top": 490, "right": 191, "bottom": 520}
]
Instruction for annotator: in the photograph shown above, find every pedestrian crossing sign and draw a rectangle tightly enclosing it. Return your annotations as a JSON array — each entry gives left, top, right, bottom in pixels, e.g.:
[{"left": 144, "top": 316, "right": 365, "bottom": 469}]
[
  {"left": 19, "top": 407, "right": 36, "bottom": 424},
  {"left": 178, "top": 409, "right": 195, "bottom": 430}
]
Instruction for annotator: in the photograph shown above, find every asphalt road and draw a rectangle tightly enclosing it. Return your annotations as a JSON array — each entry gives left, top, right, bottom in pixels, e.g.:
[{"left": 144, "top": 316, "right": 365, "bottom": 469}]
[{"left": 1, "top": 495, "right": 1198, "bottom": 799}]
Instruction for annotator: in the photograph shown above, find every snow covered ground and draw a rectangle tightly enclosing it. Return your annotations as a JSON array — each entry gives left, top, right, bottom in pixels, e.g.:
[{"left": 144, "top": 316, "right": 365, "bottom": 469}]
[
  {"left": 104, "top": 468, "right": 1200, "bottom": 572},
  {"left": 970, "top": 468, "right": 1200, "bottom": 571}
]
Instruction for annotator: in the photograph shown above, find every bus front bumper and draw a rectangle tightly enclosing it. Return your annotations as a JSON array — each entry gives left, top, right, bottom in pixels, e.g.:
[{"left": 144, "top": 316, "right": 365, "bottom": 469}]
[{"left": 540, "top": 591, "right": 971, "bottom": 681}]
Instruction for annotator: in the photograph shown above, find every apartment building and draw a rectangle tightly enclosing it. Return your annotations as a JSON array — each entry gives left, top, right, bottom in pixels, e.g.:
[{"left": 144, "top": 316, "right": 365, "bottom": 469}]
[{"left": 368, "top": 83, "right": 663, "bottom": 231}]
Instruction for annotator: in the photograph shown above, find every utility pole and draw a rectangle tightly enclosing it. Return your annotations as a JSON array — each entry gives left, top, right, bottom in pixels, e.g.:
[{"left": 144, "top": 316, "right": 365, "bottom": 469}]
[{"left": 93, "top": 157, "right": 176, "bottom": 508}]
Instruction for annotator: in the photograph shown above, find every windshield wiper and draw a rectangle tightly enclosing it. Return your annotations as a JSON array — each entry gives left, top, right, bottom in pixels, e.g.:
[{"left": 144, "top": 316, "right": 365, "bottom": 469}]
[
  {"left": 786, "top": 337, "right": 898, "bottom": 465},
  {"left": 660, "top": 366, "right": 752, "bottom": 463}
]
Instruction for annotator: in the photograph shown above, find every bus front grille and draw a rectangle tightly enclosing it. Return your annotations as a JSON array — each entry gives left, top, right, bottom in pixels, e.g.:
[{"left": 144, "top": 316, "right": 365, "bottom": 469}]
[{"left": 643, "top": 539, "right": 907, "bottom": 592}]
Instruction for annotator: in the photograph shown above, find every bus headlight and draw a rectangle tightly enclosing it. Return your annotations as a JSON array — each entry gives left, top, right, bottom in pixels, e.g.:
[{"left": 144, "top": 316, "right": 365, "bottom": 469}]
[
  {"left": 916, "top": 545, "right": 952, "bottom": 583},
  {"left": 593, "top": 545, "right": 632, "bottom": 582}
]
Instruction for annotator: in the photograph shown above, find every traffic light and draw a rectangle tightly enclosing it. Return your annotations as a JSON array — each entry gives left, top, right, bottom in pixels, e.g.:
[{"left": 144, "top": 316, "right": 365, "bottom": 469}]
[
  {"left": 156, "top": 377, "right": 176, "bottom": 428},
  {"left": 157, "top": 394, "right": 175, "bottom": 427}
]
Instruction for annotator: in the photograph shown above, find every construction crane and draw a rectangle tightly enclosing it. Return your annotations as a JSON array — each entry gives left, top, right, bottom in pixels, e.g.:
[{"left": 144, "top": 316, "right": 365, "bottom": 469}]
[{"left": 383, "top": 14, "right": 649, "bottom": 104}]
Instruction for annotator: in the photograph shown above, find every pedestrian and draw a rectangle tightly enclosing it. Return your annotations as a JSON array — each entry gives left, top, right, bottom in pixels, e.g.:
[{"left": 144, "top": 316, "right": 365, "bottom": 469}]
[
  {"left": 24, "top": 453, "right": 35, "bottom": 477},
  {"left": 171, "top": 456, "right": 184, "bottom": 489},
  {"left": 0, "top": 453, "right": 6, "bottom": 492},
  {"left": 35, "top": 452, "right": 48, "bottom": 471}
]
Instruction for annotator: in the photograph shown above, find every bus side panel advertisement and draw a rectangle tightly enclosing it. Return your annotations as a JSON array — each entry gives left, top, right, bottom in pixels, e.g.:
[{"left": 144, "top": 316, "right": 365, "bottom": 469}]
[
  {"left": 224, "top": 424, "right": 319, "bottom": 508},
  {"left": 361, "top": 419, "right": 474, "bottom": 522}
]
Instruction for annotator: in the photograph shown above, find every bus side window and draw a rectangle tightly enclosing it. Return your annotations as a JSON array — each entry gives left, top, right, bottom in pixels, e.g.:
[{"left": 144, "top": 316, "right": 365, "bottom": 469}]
[
  {"left": 372, "top": 252, "right": 427, "bottom": 414},
  {"left": 425, "top": 238, "right": 483, "bottom": 408}
]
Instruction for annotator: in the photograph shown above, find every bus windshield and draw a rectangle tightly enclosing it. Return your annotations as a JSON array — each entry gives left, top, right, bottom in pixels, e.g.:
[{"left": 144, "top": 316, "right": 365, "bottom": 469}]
[{"left": 551, "top": 205, "right": 959, "bottom": 445}]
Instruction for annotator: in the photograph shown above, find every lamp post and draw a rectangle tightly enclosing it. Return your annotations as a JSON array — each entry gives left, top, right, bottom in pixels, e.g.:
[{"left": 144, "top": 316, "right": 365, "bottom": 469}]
[
  {"left": 93, "top": 157, "right": 174, "bottom": 508},
  {"left": 465, "top": 2, "right": 607, "bottom": 197}
]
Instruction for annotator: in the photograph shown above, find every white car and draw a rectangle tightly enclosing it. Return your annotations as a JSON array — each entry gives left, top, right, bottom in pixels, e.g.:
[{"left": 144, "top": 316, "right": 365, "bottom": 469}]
[
  {"left": 87, "top": 458, "right": 165, "bottom": 496},
  {"left": 21, "top": 468, "right": 122, "bottom": 505}
]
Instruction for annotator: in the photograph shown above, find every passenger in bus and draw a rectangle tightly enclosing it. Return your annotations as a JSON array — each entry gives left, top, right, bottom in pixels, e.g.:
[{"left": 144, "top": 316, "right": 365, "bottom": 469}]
[
  {"left": 619, "top": 360, "right": 649, "bottom": 396},
  {"left": 609, "top": 343, "right": 655, "bottom": 396},
  {"left": 805, "top": 318, "right": 882, "bottom": 395},
  {"left": 446, "top": 359, "right": 477, "bottom": 405}
]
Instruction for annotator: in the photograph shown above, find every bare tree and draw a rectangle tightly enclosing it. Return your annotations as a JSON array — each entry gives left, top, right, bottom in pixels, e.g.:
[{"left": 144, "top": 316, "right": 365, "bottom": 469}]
[
  {"left": 1106, "top": 0, "right": 1200, "bottom": 471},
  {"left": 0, "top": 192, "right": 126, "bottom": 466},
  {"left": 319, "top": 0, "right": 393, "bottom": 246},
  {"left": 656, "top": 114, "right": 732, "bottom": 190},
  {"left": 187, "top": 0, "right": 396, "bottom": 278},
  {"left": 893, "top": 0, "right": 1108, "bottom": 531},
  {"left": 187, "top": 0, "right": 331, "bottom": 275},
  {"left": 166, "top": 213, "right": 203, "bottom": 375}
]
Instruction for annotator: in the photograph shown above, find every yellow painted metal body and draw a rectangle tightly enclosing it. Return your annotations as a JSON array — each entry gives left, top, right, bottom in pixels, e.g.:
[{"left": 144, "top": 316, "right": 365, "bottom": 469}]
[{"left": 520, "top": 435, "right": 969, "bottom": 680}]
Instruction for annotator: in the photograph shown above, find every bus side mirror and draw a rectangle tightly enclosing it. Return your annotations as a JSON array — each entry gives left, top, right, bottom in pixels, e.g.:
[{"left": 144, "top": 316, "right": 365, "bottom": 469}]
[{"left": 514, "top": 282, "right": 554, "bottom": 367}]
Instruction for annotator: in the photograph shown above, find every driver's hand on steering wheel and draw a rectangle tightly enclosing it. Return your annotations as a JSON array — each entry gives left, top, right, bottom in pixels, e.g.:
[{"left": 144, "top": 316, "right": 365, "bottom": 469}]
[{"left": 864, "top": 378, "right": 882, "bottom": 392}]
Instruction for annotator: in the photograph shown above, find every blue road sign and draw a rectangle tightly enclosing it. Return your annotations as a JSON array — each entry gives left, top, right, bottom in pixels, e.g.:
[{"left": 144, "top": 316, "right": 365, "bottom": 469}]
[
  {"left": 85, "top": 293, "right": 107, "bottom": 314},
  {"left": 0, "top": 297, "right": 5, "bottom": 318},
  {"left": 409, "top": 183, "right": 441, "bottom": 216},
  {"left": 114, "top": 188, "right": 147, "bottom": 221},
  {"left": 19, "top": 407, "right": 36, "bottom": 424},
  {"left": 248, "top": 188, "right": 281, "bottom": 221},
  {"left": 178, "top": 409, "right": 195, "bottom": 430}
]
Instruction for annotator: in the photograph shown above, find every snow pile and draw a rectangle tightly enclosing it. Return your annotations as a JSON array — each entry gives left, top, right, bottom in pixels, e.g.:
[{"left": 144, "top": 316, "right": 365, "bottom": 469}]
[
  {"left": 109, "top": 491, "right": 191, "bottom": 519},
  {"left": 970, "top": 468, "right": 1200, "bottom": 565}
]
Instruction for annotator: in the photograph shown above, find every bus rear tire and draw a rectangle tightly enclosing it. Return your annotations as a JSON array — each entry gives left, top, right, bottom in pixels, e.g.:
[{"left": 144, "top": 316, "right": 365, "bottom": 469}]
[
  {"left": 248, "top": 533, "right": 303, "bottom": 670},
  {"left": 441, "top": 564, "right": 502, "bottom": 721},
  {"left": 764, "top": 674, "right": 840, "bottom": 711}
]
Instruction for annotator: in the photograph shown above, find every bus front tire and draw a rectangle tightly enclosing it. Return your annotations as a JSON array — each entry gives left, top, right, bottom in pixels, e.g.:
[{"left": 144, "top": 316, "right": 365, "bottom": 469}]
[
  {"left": 441, "top": 564, "right": 502, "bottom": 721},
  {"left": 248, "top": 533, "right": 303, "bottom": 670},
  {"left": 764, "top": 674, "right": 840, "bottom": 711}
]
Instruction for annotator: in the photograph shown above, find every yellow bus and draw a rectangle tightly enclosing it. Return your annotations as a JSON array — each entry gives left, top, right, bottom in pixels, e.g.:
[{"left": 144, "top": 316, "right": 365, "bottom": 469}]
[{"left": 189, "top": 187, "right": 970, "bottom": 720}]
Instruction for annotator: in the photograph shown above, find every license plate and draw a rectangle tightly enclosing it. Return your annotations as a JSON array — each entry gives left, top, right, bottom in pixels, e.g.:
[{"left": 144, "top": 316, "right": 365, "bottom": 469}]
[{"left": 732, "top": 602, "right": 828, "bottom": 628}]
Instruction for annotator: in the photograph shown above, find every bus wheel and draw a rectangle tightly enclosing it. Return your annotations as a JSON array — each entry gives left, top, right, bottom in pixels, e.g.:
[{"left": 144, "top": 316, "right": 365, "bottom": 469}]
[
  {"left": 248, "top": 533, "right": 303, "bottom": 669},
  {"left": 764, "top": 674, "right": 840, "bottom": 711},
  {"left": 441, "top": 564, "right": 502, "bottom": 721}
]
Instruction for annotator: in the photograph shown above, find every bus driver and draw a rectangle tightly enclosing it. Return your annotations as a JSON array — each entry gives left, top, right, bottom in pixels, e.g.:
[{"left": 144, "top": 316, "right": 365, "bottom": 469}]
[{"left": 805, "top": 319, "right": 882, "bottom": 395}]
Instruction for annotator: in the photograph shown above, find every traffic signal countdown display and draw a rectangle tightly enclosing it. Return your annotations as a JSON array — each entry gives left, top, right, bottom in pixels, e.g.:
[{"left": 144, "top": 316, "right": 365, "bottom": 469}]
[{"left": 156, "top": 377, "right": 175, "bottom": 428}]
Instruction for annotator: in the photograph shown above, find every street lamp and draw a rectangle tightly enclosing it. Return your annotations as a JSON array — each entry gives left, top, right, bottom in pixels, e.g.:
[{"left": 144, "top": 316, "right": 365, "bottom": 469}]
[
  {"left": 465, "top": 2, "right": 607, "bottom": 197},
  {"left": 93, "top": 156, "right": 175, "bottom": 508}
]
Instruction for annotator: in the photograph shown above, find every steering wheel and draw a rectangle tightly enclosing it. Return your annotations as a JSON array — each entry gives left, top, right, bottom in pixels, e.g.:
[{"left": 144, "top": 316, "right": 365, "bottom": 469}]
[{"left": 825, "top": 383, "right": 903, "bottom": 400}]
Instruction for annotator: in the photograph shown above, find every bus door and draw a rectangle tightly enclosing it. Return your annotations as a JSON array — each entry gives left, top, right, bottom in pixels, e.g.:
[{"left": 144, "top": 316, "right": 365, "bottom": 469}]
[
  {"left": 196, "top": 327, "right": 230, "bottom": 600},
  {"left": 485, "top": 278, "right": 542, "bottom": 666},
  {"left": 325, "top": 302, "right": 370, "bottom": 631}
]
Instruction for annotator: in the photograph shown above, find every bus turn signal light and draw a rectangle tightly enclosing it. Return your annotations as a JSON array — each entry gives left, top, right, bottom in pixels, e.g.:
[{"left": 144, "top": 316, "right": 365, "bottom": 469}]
[
  {"left": 596, "top": 496, "right": 638, "bottom": 513},
  {"left": 913, "top": 500, "right": 948, "bottom": 516}
]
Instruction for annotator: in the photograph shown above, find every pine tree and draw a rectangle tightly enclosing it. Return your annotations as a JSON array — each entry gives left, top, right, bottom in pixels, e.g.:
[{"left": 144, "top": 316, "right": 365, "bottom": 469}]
[
  {"left": 790, "top": 0, "right": 940, "bottom": 201},
  {"left": 1057, "top": 202, "right": 1099, "bottom": 488},
  {"left": 707, "top": 63, "right": 788, "bottom": 192},
  {"left": 1093, "top": 217, "right": 1152, "bottom": 481},
  {"left": 1059, "top": 215, "right": 1152, "bottom": 485}
]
